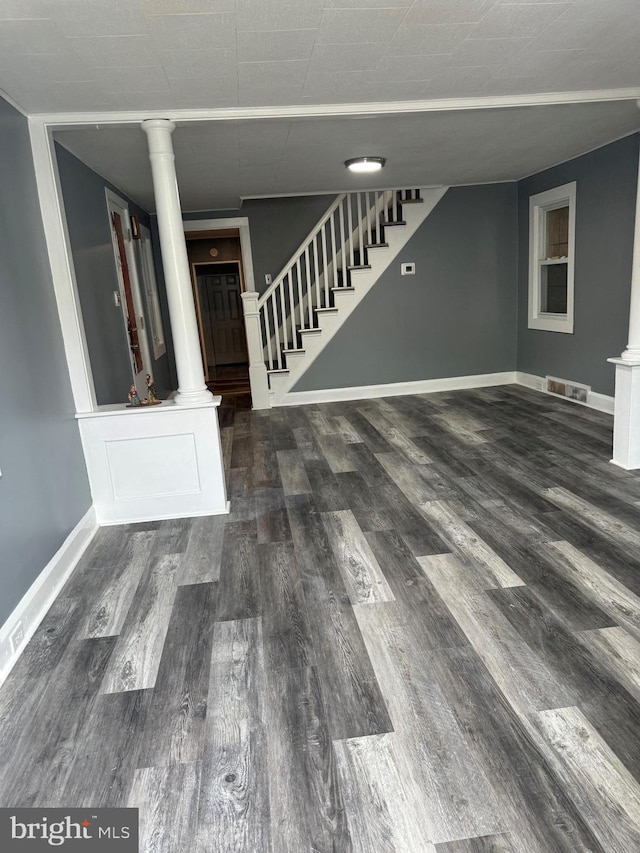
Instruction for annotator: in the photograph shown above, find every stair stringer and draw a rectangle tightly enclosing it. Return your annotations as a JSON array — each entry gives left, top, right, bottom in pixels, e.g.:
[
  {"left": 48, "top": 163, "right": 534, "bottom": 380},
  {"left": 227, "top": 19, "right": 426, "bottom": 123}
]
[{"left": 269, "top": 186, "right": 449, "bottom": 406}]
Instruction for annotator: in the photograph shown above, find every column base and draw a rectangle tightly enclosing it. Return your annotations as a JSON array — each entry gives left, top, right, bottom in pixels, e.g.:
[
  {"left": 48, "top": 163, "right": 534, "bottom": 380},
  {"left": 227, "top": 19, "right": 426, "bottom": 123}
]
[
  {"left": 174, "top": 386, "right": 215, "bottom": 406},
  {"left": 608, "top": 357, "right": 640, "bottom": 470}
]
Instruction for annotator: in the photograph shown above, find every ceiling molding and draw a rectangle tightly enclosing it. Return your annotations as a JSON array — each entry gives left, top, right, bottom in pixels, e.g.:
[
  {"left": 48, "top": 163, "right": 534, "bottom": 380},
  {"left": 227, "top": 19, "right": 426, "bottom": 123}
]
[
  {"left": 32, "top": 88, "right": 640, "bottom": 129},
  {"left": 0, "top": 87, "right": 28, "bottom": 118}
]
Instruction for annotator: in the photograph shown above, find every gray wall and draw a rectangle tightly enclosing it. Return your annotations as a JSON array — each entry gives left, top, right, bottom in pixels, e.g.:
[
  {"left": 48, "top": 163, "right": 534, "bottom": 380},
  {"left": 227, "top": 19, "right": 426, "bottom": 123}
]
[
  {"left": 294, "top": 183, "right": 518, "bottom": 391},
  {"left": 516, "top": 133, "right": 639, "bottom": 397},
  {"left": 0, "top": 96, "right": 91, "bottom": 626},
  {"left": 182, "top": 194, "right": 336, "bottom": 296},
  {"left": 56, "top": 144, "right": 173, "bottom": 404}
]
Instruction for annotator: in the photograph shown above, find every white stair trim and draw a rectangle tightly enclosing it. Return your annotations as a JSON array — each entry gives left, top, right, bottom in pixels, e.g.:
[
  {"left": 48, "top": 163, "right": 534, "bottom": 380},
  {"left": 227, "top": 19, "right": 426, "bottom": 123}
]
[{"left": 270, "top": 186, "right": 449, "bottom": 405}]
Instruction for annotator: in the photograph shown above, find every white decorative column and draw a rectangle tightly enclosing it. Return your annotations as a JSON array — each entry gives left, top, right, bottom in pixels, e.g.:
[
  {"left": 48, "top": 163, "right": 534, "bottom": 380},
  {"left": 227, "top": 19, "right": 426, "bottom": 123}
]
[
  {"left": 608, "top": 139, "right": 640, "bottom": 469},
  {"left": 241, "top": 290, "right": 271, "bottom": 409},
  {"left": 142, "top": 119, "right": 213, "bottom": 406}
]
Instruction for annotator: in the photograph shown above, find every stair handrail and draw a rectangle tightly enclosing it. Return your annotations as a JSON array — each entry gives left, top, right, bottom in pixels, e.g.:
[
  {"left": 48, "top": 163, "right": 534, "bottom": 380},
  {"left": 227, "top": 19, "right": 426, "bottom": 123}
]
[{"left": 257, "top": 193, "right": 347, "bottom": 311}]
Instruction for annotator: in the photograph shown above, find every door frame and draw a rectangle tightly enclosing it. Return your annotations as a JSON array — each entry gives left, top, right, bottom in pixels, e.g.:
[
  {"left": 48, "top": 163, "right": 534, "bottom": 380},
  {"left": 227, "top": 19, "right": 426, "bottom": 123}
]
[
  {"left": 191, "top": 259, "right": 247, "bottom": 381},
  {"left": 183, "top": 217, "right": 257, "bottom": 388},
  {"left": 105, "top": 188, "right": 153, "bottom": 397}
]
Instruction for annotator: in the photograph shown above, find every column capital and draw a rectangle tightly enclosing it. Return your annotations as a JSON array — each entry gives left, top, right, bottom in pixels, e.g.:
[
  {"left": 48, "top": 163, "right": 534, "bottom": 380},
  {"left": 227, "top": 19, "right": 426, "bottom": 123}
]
[{"left": 142, "top": 118, "right": 176, "bottom": 135}]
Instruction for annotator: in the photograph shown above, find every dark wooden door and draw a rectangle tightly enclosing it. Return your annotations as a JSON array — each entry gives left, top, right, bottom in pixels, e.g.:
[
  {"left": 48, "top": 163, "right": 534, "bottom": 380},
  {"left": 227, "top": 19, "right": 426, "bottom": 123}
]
[{"left": 196, "top": 265, "right": 248, "bottom": 366}]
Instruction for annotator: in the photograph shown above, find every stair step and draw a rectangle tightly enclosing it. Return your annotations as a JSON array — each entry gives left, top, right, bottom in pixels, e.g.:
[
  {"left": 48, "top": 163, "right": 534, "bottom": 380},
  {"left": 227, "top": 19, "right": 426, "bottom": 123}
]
[
  {"left": 315, "top": 307, "right": 338, "bottom": 314},
  {"left": 331, "top": 286, "right": 355, "bottom": 293},
  {"left": 298, "top": 326, "right": 322, "bottom": 335},
  {"left": 283, "top": 347, "right": 305, "bottom": 354},
  {"left": 267, "top": 367, "right": 289, "bottom": 374},
  {"left": 364, "top": 242, "right": 388, "bottom": 250},
  {"left": 399, "top": 198, "right": 423, "bottom": 204},
  {"left": 380, "top": 220, "right": 406, "bottom": 227},
  {"left": 346, "top": 264, "right": 371, "bottom": 271}
]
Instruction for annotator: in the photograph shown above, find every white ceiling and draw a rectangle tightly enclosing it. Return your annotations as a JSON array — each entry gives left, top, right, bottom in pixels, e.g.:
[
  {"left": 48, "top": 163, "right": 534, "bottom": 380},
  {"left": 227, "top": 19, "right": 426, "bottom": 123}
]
[
  {"left": 3, "top": 1, "right": 639, "bottom": 210},
  {"left": 55, "top": 101, "right": 640, "bottom": 211},
  {"left": 0, "top": 0, "right": 639, "bottom": 113}
]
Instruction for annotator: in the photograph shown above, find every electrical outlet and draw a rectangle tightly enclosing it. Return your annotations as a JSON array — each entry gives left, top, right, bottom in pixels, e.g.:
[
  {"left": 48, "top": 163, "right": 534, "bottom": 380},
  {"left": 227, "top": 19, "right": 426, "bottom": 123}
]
[
  {"left": 10, "top": 622, "right": 24, "bottom": 653},
  {"left": 401, "top": 262, "right": 416, "bottom": 276}
]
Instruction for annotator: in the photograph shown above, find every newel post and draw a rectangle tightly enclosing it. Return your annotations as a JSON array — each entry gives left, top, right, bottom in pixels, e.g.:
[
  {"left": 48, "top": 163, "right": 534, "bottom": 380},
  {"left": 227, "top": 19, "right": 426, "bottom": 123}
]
[{"left": 241, "top": 291, "right": 271, "bottom": 410}]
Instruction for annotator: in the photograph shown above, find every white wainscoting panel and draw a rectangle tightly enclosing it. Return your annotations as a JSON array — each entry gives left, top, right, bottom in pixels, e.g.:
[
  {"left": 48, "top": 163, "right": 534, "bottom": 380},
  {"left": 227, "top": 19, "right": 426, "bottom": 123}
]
[
  {"left": 106, "top": 434, "right": 200, "bottom": 500},
  {"left": 77, "top": 399, "right": 229, "bottom": 524}
]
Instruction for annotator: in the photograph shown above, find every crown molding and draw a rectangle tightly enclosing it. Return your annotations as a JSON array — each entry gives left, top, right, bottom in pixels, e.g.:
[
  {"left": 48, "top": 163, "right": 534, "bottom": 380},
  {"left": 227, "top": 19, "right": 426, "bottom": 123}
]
[
  {"left": 28, "top": 87, "right": 640, "bottom": 128},
  {"left": 0, "top": 87, "right": 29, "bottom": 118}
]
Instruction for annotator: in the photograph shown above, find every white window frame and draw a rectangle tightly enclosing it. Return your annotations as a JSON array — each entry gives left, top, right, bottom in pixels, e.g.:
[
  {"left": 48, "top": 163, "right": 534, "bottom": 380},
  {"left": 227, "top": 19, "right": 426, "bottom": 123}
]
[{"left": 528, "top": 181, "right": 576, "bottom": 334}]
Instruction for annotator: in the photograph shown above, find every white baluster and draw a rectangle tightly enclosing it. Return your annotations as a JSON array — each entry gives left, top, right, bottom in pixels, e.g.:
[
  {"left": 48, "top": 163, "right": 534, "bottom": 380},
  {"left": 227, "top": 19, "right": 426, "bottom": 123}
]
[
  {"left": 339, "top": 201, "right": 347, "bottom": 285},
  {"left": 295, "top": 257, "right": 304, "bottom": 330},
  {"left": 377, "top": 191, "right": 385, "bottom": 242},
  {"left": 312, "top": 235, "right": 321, "bottom": 313},
  {"left": 347, "top": 194, "right": 354, "bottom": 268},
  {"left": 321, "top": 223, "right": 330, "bottom": 307},
  {"left": 263, "top": 302, "right": 274, "bottom": 369},
  {"left": 365, "top": 191, "right": 372, "bottom": 246},
  {"left": 330, "top": 210, "right": 339, "bottom": 290},
  {"left": 278, "top": 281, "right": 288, "bottom": 352},
  {"left": 273, "top": 294, "right": 282, "bottom": 369},
  {"left": 304, "top": 247, "right": 313, "bottom": 327},
  {"left": 356, "top": 192, "right": 364, "bottom": 264},
  {"left": 287, "top": 271, "right": 296, "bottom": 349}
]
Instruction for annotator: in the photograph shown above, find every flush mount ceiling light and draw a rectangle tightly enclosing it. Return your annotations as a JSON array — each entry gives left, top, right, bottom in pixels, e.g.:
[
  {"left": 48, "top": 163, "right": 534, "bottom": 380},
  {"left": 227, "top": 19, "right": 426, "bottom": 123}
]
[{"left": 345, "top": 156, "right": 386, "bottom": 174}]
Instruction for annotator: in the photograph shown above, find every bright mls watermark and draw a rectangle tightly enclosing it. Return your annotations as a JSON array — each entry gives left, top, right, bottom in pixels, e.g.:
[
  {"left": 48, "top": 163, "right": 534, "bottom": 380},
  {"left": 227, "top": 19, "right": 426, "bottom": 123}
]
[{"left": 0, "top": 809, "right": 138, "bottom": 851}]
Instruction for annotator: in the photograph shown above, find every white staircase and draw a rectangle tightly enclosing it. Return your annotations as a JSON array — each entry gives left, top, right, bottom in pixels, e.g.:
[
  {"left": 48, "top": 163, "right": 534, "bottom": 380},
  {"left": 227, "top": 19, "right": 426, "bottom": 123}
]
[{"left": 245, "top": 186, "right": 448, "bottom": 408}]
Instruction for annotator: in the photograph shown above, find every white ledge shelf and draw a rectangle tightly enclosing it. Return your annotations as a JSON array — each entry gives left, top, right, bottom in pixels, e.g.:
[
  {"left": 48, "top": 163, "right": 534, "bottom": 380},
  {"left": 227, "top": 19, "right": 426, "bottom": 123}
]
[{"left": 75, "top": 396, "right": 222, "bottom": 419}]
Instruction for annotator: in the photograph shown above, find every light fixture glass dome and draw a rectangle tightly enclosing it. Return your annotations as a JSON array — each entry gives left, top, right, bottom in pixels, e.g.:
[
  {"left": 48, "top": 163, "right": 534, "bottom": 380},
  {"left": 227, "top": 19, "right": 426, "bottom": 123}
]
[{"left": 345, "top": 156, "right": 386, "bottom": 173}]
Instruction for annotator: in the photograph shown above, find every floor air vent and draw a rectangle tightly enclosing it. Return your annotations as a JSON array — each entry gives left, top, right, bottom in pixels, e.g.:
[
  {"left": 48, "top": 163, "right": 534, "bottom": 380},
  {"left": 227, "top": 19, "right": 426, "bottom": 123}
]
[{"left": 545, "top": 375, "right": 590, "bottom": 403}]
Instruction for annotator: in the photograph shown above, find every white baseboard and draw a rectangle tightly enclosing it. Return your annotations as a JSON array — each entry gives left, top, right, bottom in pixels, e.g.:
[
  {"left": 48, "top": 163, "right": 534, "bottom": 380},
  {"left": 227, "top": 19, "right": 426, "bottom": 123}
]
[
  {"left": 0, "top": 506, "right": 98, "bottom": 687},
  {"left": 97, "top": 500, "right": 231, "bottom": 526},
  {"left": 278, "top": 371, "right": 519, "bottom": 406},
  {"left": 515, "top": 372, "right": 615, "bottom": 415}
]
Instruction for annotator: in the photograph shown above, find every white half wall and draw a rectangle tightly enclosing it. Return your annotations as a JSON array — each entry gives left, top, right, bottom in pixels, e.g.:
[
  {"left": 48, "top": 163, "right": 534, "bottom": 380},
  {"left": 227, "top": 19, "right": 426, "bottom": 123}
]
[{"left": 77, "top": 399, "right": 229, "bottom": 524}]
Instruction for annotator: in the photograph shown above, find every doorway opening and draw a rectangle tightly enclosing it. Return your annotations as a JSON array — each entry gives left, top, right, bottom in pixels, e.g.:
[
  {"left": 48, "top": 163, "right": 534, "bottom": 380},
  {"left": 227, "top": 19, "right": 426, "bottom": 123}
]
[{"left": 186, "top": 229, "right": 251, "bottom": 398}]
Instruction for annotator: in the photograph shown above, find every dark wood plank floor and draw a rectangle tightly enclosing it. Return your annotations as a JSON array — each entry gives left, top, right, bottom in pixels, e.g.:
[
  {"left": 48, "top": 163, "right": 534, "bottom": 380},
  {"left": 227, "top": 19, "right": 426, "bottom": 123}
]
[{"left": 2, "top": 385, "right": 640, "bottom": 851}]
